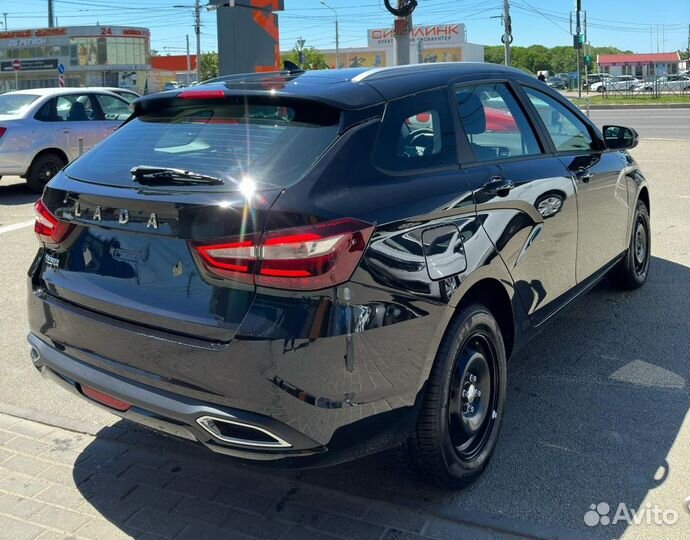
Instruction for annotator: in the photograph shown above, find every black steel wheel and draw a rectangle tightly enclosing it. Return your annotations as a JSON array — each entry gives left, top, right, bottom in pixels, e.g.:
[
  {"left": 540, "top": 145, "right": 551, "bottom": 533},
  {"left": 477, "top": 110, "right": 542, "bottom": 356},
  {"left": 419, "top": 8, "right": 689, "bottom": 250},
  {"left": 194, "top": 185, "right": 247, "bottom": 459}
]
[
  {"left": 403, "top": 303, "right": 507, "bottom": 489},
  {"left": 610, "top": 199, "right": 650, "bottom": 289},
  {"left": 27, "top": 152, "right": 66, "bottom": 193}
]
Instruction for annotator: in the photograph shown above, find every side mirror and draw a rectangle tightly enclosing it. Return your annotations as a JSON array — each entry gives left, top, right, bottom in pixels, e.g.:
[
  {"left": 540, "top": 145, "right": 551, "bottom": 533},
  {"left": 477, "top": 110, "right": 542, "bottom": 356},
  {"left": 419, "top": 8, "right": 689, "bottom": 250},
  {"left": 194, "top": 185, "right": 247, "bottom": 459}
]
[{"left": 603, "top": 125, "right": 639, "bottom": 150}]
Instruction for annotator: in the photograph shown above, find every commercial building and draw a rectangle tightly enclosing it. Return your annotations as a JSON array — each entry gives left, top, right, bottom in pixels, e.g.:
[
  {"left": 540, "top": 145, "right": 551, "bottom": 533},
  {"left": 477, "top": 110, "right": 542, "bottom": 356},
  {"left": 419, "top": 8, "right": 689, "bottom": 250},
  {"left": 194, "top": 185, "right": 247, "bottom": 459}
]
[
  {"left": 596, "top": 52, "right": 682, "bottom": 78},
  {"left": 0, "top": 25, "right": 151, "bottom": 93},
  {"left": 285, "top": 24, "right": 484, "bottom": 69}
]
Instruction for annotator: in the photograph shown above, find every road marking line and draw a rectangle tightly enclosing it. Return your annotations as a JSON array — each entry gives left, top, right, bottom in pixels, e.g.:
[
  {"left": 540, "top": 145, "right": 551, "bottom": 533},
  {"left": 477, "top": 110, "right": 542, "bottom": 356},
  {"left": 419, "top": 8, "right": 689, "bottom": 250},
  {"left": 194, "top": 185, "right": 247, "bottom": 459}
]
[{"left": 0, "top": 220, "right": 35, "bottom": 235}]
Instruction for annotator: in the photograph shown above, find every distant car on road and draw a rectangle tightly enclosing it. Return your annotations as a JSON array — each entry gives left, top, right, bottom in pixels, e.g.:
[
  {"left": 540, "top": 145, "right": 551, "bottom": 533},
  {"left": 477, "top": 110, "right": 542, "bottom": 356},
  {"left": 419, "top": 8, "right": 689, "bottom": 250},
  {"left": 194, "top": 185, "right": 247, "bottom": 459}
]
[
  {"left": 633, "top": 75, "right": 690, "bottom": 92},
  {"left": 582, "top": 73, "right": 610, "bottom": 90},
  {"left": 0, "top": 88, "right": 131, "bottom": 192},
  {"left": 545, "top": 77, "right": 566, "bottom": 90},
  {"left": 163, "top": 81, "right": 180, "bottom": 91},
  {"left": 590, "top": 75, "right": 639, "bottom": 93}
]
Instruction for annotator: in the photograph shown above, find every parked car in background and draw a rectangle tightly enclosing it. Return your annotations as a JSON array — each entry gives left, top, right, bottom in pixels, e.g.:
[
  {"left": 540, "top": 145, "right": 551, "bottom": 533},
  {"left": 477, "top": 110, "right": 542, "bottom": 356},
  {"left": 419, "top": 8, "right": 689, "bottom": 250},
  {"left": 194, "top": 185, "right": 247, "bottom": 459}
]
[
  {"left": 545, "top": 77, "right": 566, "bottom": 90},
  {"left": 582, "top": 73, "right": 611, "bottom": 90},
  {"left": 633, "top": 75, "right": 690, "bottom": 92},
  {"left": 0, "top": 88, "right": 131, "bottom": 191},
  {"left": 590, "top": 75, "right": 639, "bottom": 93},
  {"left": 27, "top": 64, "right": 650, "bottom": 489},
  {"left": 86, "top": 87, "right": 141, "bottom": 104},
  {"left": 163, "top": 81, "right": 180, "bottom": 91}
]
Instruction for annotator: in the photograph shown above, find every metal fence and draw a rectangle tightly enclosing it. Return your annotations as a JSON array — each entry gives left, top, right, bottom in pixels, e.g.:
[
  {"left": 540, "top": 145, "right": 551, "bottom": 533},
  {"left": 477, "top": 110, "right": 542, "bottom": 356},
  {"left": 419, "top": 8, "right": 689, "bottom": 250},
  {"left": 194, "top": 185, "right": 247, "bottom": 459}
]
[{"left": 582, "top": 74, "right": 690, "bottom": 98}]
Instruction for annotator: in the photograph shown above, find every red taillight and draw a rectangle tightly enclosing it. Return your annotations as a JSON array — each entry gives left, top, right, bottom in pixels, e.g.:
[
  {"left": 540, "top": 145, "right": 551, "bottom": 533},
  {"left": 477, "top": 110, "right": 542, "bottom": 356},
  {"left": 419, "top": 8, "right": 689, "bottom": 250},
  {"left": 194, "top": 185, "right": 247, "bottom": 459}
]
[
  {"left": 0, "top": 127, "right": 6, "bottom": 138},
  {"left": 178, "top": 90, "right": 226, "bottom": 100},
  {"left": 191, "top": 218, "right": 375, "bottom": 291},
  {"left": 34, "top": 199, "right": 73, "bottom": 245}
]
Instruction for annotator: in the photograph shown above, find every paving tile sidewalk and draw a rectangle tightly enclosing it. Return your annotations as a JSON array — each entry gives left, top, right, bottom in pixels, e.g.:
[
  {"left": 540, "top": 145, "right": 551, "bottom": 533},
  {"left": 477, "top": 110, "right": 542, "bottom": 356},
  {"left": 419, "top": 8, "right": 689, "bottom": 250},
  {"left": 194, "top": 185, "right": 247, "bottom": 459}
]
[{"left": 0, "top": 412, "right": 533, "bottom": 540}]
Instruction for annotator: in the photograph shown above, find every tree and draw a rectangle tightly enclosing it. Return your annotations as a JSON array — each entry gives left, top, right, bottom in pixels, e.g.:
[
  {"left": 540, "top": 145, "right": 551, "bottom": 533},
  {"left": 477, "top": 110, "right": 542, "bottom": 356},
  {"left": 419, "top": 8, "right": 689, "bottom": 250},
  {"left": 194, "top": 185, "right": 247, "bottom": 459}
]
[
  {"left": 200, "top": 52, "right": 219, "bottom": 81},
  {"left": 282, "top": 46, "right": 329, "bottom": 70}
]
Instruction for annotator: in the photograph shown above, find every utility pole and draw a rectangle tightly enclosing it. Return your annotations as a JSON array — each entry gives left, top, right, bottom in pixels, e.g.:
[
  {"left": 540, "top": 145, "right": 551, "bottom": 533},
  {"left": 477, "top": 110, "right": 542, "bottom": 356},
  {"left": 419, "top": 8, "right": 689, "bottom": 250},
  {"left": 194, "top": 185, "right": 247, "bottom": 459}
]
[
  {"left": 194, "top": 0, "right": 201, "bottom": 83},
  {"left": 48, "top": 0, "right": 54, "bottom": 28},
  {"left": 296, "top": 37, "right": 306, "bottom": 68},
  {"left": 394, "top": 0, "right": 411, "bottom": 65},
  {"left": 575, "top": 0, "right": 582, "bottom": 97},
  {"left": 2, "top": 13, "right": 7, "bottom": 30},
  {"left": 502, "top": 0, "right": 512, "bottom": 66},
  {"left": 320, "top": 2, "right": 339, "bottom": 69},
  {"left": 186, "top": 34, "right": 191, "bottom": 86}
]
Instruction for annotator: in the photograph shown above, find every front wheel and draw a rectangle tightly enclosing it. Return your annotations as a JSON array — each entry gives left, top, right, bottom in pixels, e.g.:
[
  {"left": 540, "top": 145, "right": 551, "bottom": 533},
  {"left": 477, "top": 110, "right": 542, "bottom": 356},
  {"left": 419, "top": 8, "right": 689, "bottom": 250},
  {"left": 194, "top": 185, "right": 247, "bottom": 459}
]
[
  {"left": 610, "top": 199, "right": 650, "bottom": 289},
  {"left": 403, "top": 303, "right": 507, "bottom": 489}
]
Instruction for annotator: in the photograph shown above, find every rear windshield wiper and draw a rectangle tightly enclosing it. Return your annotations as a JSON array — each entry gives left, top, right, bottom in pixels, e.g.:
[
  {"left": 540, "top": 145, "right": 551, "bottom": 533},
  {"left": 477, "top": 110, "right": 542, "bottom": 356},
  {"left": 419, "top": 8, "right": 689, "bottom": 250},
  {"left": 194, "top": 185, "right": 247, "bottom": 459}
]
[{"left": 131, "top": 165, "right": 223, "bottom": 186}]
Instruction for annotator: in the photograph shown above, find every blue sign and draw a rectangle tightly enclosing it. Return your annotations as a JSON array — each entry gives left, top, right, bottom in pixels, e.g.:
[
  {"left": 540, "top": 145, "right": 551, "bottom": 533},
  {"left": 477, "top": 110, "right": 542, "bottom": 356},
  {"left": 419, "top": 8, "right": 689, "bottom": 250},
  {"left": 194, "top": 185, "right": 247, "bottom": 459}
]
[{"left": 57, "top": 63, "right": 65, "bottom": 74}]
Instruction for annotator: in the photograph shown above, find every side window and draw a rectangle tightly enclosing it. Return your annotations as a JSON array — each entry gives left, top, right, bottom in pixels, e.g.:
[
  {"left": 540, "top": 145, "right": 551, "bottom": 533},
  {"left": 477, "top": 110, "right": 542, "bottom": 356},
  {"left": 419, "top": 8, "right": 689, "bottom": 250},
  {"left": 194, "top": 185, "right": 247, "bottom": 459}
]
[
  {"left": 374, "top": 89, "right": 456, "bottom": 172},
  {"left": 455, "top": 83, "right": 541, "bottom": 162},
  {"left": 55, "top": 94, "right": 98, "bottom": 122},
  {"left": 95, "top": 94, "right": 131, "bottom": 121},
  {"left": 523, "top": 87, "right": 595, "bottom": 153}
]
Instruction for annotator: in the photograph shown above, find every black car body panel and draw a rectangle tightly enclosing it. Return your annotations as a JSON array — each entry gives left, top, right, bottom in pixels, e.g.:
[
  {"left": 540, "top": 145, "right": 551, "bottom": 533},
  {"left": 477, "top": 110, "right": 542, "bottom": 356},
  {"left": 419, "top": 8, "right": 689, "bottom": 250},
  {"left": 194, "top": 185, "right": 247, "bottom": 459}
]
[{"left": 28, "top": 63, "right": 649, "bottom": 466}]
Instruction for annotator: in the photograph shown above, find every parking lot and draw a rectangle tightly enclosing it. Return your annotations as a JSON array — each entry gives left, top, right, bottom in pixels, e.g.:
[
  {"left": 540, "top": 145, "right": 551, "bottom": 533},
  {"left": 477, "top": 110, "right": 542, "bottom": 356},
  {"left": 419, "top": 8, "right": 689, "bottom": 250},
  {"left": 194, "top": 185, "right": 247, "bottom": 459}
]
[{"left": 0, "top": 109, "right": 688, "bottom": 539}]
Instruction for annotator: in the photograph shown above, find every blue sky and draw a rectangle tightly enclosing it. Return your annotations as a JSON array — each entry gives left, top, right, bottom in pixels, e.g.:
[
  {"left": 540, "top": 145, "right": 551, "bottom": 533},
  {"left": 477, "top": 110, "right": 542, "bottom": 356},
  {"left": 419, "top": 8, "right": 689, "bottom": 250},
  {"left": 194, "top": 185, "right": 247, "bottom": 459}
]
[{"left": 5, "top": 0, "right": 690, "bottom": 55}]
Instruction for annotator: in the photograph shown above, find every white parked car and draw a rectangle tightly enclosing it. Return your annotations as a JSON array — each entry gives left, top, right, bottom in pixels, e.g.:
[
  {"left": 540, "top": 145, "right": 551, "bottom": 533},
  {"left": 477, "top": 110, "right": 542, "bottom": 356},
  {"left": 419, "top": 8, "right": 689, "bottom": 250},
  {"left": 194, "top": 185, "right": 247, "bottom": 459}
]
[
  {"left": 590, "top": 75, "right": 640, "bottom": 93},
  {"left": 86, "top": 87, "right": 141, "bottom": 104},
  {"left": 633, "top": 75, "right": 690, "bottom": 92},
  {"left": 0, "top": 88, "right": 131, "bottom": 192}
]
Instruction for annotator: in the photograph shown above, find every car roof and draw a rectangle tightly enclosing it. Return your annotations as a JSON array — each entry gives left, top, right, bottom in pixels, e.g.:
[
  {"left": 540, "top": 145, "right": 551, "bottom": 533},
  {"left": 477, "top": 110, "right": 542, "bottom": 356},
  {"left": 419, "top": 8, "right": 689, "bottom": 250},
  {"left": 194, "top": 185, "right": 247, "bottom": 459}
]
[
  {"left": 84, "top": 87, "right": 140, "bottom": 94},
  {"left": 135, "top": 63, "right": 538, "bottom": 111},
  {"left": 6, "top": 87, "right": 127, "bottom": 97}
]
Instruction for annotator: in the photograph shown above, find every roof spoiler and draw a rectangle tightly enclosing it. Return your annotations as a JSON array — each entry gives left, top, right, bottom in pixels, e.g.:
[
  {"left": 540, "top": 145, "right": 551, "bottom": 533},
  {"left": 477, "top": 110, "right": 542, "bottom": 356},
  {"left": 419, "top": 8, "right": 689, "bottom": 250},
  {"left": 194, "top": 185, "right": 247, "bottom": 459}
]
[{"left": 198, "top": 62, "right": 305, "bottom": 86}]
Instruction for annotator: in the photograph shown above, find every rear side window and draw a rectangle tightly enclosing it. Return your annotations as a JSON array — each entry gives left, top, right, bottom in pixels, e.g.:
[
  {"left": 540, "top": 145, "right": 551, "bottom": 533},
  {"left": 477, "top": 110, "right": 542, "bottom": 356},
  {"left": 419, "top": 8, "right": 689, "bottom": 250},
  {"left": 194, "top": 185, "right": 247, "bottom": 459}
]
[
  {"left": 65, "top": 98, "right": 340, "bottom": 190},
  {"left": 374, "top": 89, "right": 456, "bottom": 172}
]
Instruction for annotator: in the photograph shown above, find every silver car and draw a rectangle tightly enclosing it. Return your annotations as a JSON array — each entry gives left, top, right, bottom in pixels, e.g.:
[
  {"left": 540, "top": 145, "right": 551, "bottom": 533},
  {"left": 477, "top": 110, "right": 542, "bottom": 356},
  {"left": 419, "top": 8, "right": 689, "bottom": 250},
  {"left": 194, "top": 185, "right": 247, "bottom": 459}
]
[
  {"left": 633, "top": 75, "right": 690, "bottom": 92},
  {"left": 589, "top": 75, "right": 639, "bottom": 93},
  {"left": 0, "top": 87, "right": 131, "bottom": 192}
]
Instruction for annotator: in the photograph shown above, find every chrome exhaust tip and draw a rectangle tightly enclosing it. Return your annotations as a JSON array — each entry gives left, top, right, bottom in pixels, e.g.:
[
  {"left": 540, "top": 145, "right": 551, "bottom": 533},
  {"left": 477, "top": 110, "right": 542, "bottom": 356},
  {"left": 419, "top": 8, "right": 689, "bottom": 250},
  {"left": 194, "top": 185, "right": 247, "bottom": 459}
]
[
  {"left": 196, "top": 416, "right": 292, "bottom": 448},
  {"left": 30, "top": 347, "right": 41, "bottom": 363}
]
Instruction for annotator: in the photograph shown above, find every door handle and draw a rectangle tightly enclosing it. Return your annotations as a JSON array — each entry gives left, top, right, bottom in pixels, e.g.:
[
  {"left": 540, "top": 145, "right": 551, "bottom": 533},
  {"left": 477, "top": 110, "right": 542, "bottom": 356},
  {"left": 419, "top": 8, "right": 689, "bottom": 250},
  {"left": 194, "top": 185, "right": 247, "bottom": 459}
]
[{"left": 483, "top": 176, "right": 514, "bottom": 197}]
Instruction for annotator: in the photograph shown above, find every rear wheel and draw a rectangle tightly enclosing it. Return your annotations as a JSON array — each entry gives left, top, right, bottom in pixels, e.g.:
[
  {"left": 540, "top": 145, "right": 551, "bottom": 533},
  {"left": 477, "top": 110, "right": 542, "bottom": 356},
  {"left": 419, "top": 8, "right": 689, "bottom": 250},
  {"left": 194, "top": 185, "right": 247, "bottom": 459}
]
[
  {"left": 610, "top": 199, "right": 650, "bottom": 289},
  {"left": 404, "top": 303, "right": 507, "bottom": 489},
  {"left": 26, "top": 152, "right": 66, "bottom": 193}
]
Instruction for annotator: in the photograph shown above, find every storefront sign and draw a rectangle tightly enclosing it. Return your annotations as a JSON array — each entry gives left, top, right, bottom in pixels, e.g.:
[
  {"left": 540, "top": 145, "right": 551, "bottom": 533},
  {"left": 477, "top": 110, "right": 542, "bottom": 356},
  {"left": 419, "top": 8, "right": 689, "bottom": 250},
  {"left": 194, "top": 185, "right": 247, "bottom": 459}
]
[
  {"left": 6, "top": 37, "right": 47, "bottom": 47},
  {"left": 1, "top": 58, "right": 58, "bottom": 72},
  {"left": 368, "top": 24, "right": 465, "bottom": 47}
]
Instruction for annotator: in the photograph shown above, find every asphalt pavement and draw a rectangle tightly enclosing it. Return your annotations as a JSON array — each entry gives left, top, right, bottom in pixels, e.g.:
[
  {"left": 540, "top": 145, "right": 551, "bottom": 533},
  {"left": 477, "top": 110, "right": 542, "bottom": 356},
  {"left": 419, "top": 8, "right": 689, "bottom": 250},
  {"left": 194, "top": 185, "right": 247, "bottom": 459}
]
[
  {"left": 588, "top": 108, "right": 690, "bottom": 140},
  {"left": 0, "top": 123, "right": 688, "bottom": 539}
]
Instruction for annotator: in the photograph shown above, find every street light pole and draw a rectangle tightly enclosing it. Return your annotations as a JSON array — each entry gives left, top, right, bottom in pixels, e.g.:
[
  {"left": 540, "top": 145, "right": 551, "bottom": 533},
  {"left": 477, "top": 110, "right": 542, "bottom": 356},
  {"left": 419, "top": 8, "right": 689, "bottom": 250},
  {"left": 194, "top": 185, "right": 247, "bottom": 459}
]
[
  {"left": 186, "top": 34, "right": 191, "bottom": 86},
  {"left": 320, "top": 1, "right": 339, "bottom": 69}
]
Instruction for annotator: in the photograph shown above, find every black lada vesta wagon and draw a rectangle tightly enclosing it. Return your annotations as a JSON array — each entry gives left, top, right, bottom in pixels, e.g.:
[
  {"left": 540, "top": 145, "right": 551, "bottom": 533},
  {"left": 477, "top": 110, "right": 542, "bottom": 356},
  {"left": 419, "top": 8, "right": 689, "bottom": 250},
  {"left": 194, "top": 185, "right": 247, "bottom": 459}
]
[{"left": 28, "top": 64, "right": 650, "bottom": 489}]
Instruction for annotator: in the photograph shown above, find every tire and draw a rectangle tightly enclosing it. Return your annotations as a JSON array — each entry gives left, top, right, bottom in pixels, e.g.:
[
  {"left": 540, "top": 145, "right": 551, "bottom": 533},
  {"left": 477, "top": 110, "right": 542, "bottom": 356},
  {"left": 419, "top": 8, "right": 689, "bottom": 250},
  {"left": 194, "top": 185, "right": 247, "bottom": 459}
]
[
  {"left": 403, "top": 303, "right": 507, "bottom": 489},
  {"left": 598, "top": 86, "right": 605, "bottom": 93},
  {"left": 26, "top": 152, "right": 66, "bottom": 193},
  {"left": 610, "top": 199, "right": 651, "bottom": 290}
]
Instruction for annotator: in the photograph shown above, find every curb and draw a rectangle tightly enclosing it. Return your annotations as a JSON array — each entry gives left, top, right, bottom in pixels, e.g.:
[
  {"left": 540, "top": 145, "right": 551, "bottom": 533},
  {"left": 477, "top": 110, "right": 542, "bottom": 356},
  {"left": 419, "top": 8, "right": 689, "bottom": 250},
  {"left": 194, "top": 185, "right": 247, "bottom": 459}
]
[
  {"left": 573, "top": 103, "right": 690, "bottom": 110},
  {"left": 0, "top": 401, "right": 590, "bottom": 540}
]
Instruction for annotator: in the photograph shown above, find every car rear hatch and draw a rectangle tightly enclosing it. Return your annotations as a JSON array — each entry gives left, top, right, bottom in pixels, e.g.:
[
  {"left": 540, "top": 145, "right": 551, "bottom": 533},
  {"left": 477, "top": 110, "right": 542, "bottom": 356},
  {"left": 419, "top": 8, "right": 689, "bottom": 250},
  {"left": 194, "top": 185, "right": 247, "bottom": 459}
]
[{"left": 34, "top": 90, "right": 342, "bottom": 344}]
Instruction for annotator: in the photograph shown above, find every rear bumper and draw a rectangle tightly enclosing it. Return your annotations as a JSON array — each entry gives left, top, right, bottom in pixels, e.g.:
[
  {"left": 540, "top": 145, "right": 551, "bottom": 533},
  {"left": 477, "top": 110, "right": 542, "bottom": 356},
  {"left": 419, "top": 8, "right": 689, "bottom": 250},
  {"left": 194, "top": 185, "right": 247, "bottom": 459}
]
[
  {"left": 28, "top": 333, "right": 326, "bottom": 461},
  {"left": 26, "top": 276, "right": 433, "bottom": 466}
]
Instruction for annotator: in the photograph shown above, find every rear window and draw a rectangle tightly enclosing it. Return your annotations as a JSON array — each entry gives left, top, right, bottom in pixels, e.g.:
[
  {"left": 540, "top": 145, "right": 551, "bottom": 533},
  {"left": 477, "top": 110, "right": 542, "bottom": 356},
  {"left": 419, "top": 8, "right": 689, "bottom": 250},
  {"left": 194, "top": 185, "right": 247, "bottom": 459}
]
[
  {"left": 0, "top": 94, "right": 39, "bottom": 115},
  {"left": 65, "top": 98, "right": 341, "bottom": 190}
]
